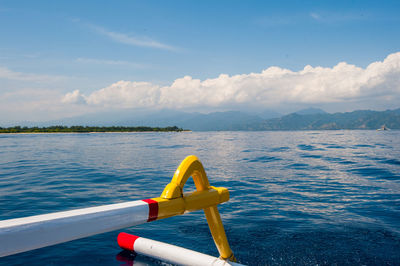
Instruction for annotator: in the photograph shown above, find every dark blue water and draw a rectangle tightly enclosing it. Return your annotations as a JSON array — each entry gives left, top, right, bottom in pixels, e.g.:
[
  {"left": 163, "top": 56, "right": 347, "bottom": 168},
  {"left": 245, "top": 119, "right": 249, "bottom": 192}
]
[{"left": 1, "top": 131, "right": 399, "bottom": 265}]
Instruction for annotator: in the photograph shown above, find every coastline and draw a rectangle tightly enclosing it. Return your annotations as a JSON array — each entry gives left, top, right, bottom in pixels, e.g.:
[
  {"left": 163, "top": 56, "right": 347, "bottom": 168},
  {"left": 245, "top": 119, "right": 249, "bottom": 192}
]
[
  {"left": 0, "top": 126, "right": 189, "bottom": 134},
  {"left": 0, "top": 130, "right": 192, "bottom": 134}
]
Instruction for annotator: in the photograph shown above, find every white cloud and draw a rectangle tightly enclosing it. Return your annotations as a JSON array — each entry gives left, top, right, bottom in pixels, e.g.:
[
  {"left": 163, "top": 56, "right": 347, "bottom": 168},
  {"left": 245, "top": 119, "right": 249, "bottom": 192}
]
[
  {"left": 0, "top": 88, "right": 94, "bottom": 123},
  {"left": 76, "top": 57, "right": 147, "bottom": 68},
  {"left": 86, "top": 81, "right": 160, "bottom": 108},
  {"left": 309, "top": 11, "right": 370, "bottom": 23},
  {"left": 63, "top": 52, "right": 400, "bottom": 110},
  {"left": 61, "top": 89, "right": 86, "bottom": 104},
  {"left": 0, "top": 66, "right": 67, "bottom": 83},
  {"left": 310, "top": 12, "right": 321, "bottom": 20},
  {"left": 256, "top": 11, "right": 369, "bottom": 27},
  {"left": 87, "top": 24, "right": 177, "bottom": 51}
]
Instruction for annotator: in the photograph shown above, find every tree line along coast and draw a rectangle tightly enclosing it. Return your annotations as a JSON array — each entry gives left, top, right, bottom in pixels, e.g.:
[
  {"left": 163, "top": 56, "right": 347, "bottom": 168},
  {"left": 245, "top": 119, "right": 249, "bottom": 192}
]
[{"left": 0, "top": 126, "right": 185, "bottom": 133}]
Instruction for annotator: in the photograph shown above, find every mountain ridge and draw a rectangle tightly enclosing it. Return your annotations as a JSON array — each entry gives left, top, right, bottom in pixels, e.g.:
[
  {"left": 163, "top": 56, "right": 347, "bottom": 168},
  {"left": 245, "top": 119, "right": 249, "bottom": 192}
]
[
  {"left": 3, "top": 108, "right": 400, "bottom": 131},
  {"left": 260, "top": 109, "right": 400, "bottom": 130}
]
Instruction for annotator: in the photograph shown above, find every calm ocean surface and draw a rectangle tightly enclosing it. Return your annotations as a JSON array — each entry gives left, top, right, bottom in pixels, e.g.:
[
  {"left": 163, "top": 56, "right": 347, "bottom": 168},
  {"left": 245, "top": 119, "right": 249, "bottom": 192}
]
[{"left": 0, "top": 131, "right": 399, "bottom": 265}]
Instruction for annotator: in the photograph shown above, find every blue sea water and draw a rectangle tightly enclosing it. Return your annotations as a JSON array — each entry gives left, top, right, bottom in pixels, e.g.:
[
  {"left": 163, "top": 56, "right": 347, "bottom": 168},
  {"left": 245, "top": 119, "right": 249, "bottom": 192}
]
[{"left": 0, "top": 131, "right": 399, "bottom": 265}]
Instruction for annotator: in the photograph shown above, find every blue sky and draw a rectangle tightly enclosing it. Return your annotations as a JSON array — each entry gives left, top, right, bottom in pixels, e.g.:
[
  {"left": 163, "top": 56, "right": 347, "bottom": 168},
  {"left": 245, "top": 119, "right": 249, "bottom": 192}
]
[{"left": 1, "top": 0, "right": 400, "bottom": 123}]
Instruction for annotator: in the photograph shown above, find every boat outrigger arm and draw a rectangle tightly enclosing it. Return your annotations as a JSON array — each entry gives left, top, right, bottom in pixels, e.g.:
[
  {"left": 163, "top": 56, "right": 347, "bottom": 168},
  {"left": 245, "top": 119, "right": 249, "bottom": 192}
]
[{"left": 0, "top": 155, "right": 239, "bottom": 264}]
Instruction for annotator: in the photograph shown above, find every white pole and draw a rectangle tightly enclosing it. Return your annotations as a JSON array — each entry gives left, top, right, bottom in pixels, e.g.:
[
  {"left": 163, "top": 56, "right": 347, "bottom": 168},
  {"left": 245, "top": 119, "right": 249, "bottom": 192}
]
[
  {"left": 118, "top": 232, "right": 245, "bottom": 266},
  {"left": 0, "top": 200, "right": 149, "bottom": 257}
]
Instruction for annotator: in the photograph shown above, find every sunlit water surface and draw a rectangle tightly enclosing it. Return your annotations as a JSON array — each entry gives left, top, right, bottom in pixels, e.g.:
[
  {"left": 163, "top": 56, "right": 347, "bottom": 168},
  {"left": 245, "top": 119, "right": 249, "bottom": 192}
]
[{"left": 1, "top": 131, "right": 399, "bottom": 265}]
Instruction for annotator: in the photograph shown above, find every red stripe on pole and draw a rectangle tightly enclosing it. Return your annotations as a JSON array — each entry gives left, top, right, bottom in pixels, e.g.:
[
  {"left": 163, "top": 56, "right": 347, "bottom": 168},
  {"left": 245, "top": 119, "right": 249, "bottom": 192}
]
[
  {"left": 117, "top": 232, "right": 139, "bottom": 251},
  {"left": 142, "top": 199, "right": 158, "bottom": 222}
]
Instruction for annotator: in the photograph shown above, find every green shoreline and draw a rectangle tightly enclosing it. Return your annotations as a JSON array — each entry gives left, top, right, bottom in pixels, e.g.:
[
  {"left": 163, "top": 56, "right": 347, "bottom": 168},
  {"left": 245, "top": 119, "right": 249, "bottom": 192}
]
[{"left": 0, "top": 126, "right": 186, "bottom": 133}]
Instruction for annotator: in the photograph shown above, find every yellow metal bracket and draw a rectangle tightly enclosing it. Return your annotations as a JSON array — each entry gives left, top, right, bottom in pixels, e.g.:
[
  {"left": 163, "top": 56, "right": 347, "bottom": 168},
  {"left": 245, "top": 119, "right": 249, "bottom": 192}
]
[{"left": 152, "top": 155, "right": 236, "bottom": 262}]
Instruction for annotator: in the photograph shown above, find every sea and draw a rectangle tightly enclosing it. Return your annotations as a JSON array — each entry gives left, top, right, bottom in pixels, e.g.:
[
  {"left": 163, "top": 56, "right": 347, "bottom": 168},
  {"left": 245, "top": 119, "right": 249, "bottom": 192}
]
[{"left": 0, "top": 131, "right": 399, "bottom": 265}]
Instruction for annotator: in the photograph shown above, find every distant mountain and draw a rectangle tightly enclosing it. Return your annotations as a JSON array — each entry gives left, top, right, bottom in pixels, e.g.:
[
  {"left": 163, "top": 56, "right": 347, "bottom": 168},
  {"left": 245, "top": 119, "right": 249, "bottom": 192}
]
[
  {"left": 391, "top": 108, "right": 400, "bottom": 115},
  {"left": 118, "top": 110, "right": 264, "bottom": 131},
  {"left": 176, "top": 111, "right": 264, "bottom": 131},
  {"left": 257, "top": 109, "right": 282, "bottom": 119},
  {"left": 8, "top": 108, "right": 400, "bottom": 131},
  {"left": 294, "top": 107, "right": 327, "bottom": 115},
  {"left": 260, "top": 109, "right": 400, "bottom": 130}
]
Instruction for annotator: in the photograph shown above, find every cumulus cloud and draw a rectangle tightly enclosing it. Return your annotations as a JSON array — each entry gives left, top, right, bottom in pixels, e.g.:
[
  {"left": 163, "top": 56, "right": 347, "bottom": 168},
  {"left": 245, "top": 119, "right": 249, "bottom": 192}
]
[
  {"left": 61, "top": 89, "right": 86, "bottom": 104},
  {"left": 86, "top": 81, "right": 160, "bottom": 108},
  {"left": 63, "top": 52, "right": 400, "bottom": 110}
]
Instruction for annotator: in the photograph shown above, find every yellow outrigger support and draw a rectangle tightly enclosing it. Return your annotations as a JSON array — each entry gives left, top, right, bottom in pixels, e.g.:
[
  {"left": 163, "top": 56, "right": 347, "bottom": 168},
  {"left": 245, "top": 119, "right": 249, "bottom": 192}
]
[{"left": 150, "top": 155, "right": 236, "bottom": 261}]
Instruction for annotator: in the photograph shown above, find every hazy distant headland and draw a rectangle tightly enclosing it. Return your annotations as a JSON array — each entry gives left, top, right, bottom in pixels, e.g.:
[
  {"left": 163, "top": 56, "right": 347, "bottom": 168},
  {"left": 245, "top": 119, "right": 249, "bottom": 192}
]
[{"left": 3, "top": 108, "right": 400, "bottom": 131}]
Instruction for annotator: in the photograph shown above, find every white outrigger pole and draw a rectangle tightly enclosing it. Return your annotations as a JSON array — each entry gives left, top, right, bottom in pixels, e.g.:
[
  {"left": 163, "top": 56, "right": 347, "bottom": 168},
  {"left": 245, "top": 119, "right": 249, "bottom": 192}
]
[
  {"left": 0, "top": 200, "right": 151, "bottom": 257},
  {"left": 0, "top": 156, "right": 241, "bottom": 265},
  {"left": 118, "top": 232, "right": 243, "bottom": 266}
]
